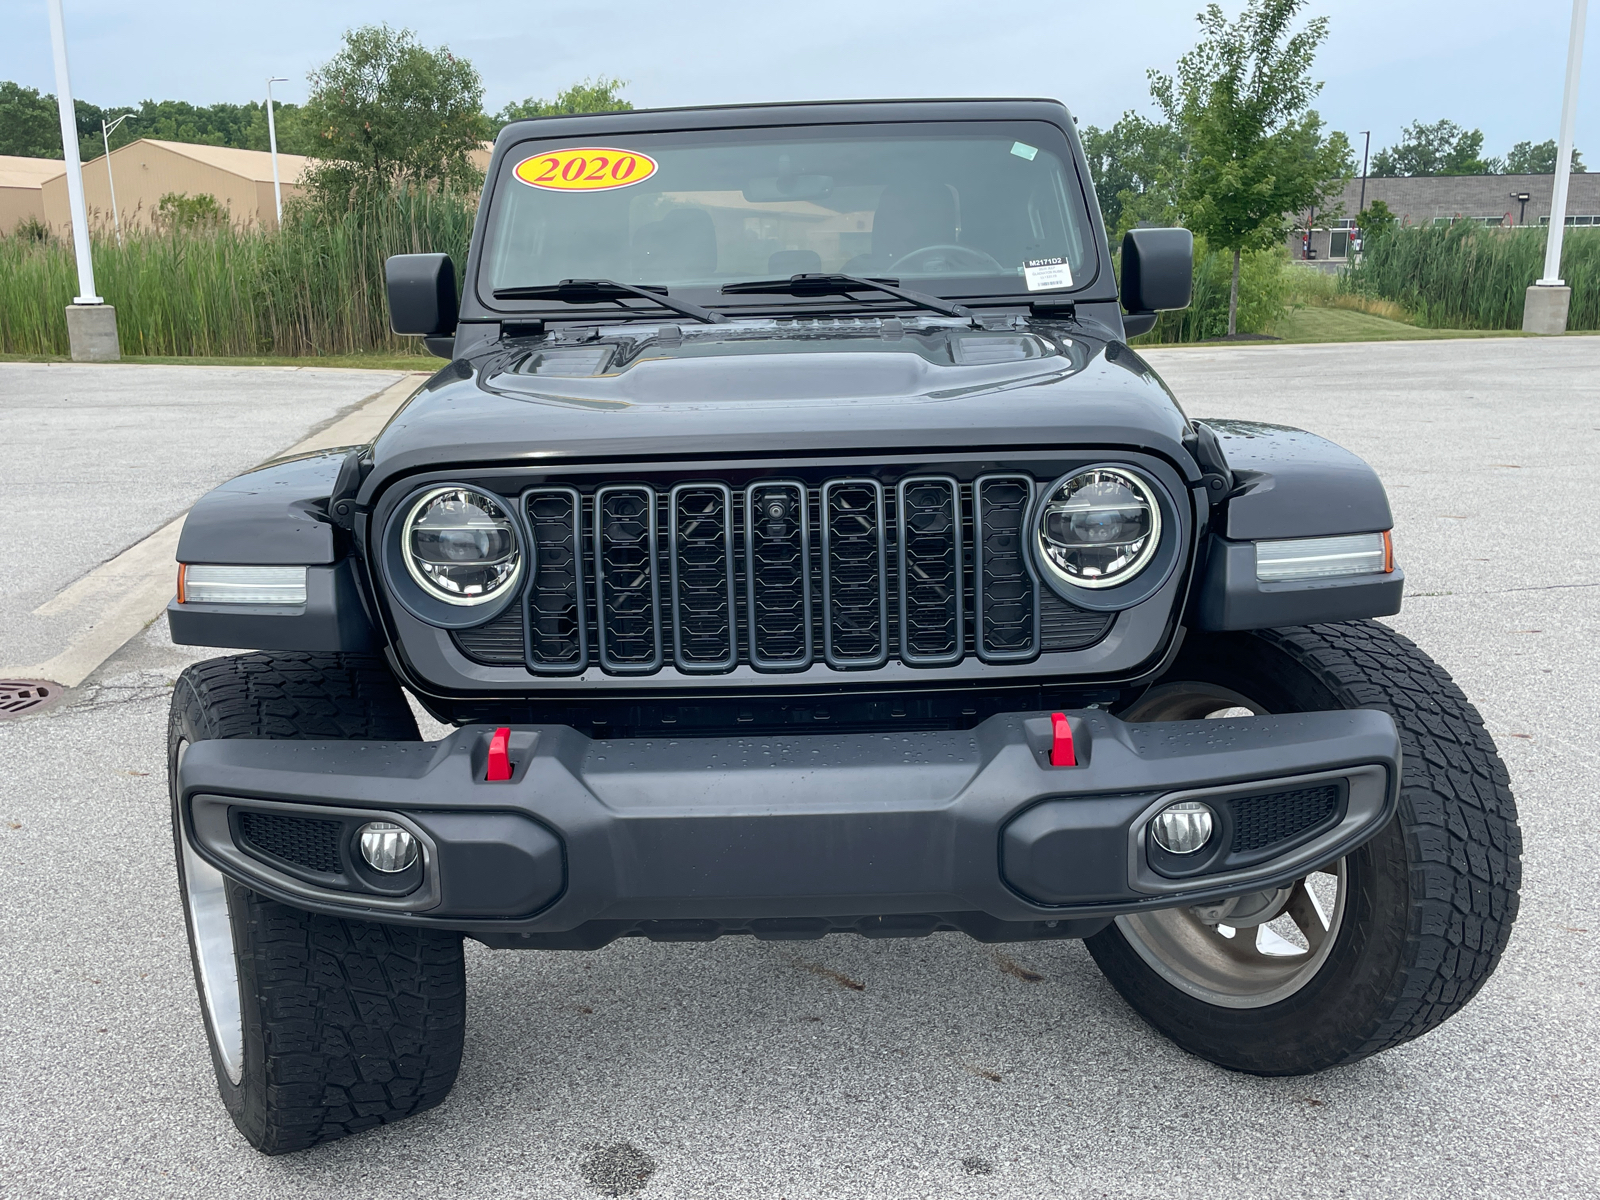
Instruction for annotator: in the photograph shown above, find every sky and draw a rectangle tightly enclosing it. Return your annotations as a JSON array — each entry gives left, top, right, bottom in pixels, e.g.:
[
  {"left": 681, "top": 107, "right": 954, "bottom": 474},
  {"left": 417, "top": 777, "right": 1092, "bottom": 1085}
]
[{"left": 4, "top": 0, "right": 1596, "bottom": 162}]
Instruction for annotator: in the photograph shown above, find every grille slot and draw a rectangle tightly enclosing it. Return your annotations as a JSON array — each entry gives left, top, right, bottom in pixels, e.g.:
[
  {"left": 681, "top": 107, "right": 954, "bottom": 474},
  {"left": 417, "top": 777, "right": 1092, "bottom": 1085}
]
[
  {"left": 821, "top": 479, "right": 888, "bottom": 668},
  {"left": 897, "top": 476, "right": 963, "bottom": 665},
  {"left": 746, "top": 480, "right": 812, "bottom": 669},
  {"left": 526, "top": 486, "right": 588, "bottom": 672},
  {"left": 237, "top": 810, "right": 343, "bottom": 874},
  {"left": 973, "top": 475, "right": 1039, "bottom": 661},
  {"left": 1230, "top": 785, "right": 1341, "bottom": 854},
  {"left": 594, "top": 484, "right": 662, "bottom": 672},
  {"left": 670, "top": 483, "right": 737, "bottom": 672}
]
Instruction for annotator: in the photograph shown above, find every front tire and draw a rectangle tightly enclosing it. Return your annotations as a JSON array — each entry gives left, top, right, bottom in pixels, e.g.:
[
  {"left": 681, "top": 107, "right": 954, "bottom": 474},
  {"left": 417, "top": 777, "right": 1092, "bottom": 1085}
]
[
  {"left": 1087, "top": 621, "right": 1521, "bottom": 1075},
  {"left": 169, "top": 652, "right": 466, "bottom": 1153}
]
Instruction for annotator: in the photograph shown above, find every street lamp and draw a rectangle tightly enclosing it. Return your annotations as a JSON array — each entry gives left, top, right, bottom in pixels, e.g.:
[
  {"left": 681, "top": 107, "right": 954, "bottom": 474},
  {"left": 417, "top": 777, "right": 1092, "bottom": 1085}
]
[
  {"left": 101, "top": 112, "right": 132, "bottom": 246},
  {"left": 1511, "top": 191, "right": 1532, "bottom": 225},
  {"left": 1524, "top": 0, "right": 1588, "bottom": 334},
  {"left": 265, "top": 76, "right": 288, "bottom": 227},
  {"left": 1357, "top": 131, "right": 1371, "bottom": 216},
  {"left": 48, "top": 0, "right": 120, "bottom": 362}
]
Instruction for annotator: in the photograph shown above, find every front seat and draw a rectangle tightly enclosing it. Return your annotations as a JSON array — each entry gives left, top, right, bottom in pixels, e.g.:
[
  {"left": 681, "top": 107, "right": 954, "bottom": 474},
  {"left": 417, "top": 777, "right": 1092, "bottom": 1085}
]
[
  {"left": 843, "top": 182, "right": 959, "bottom": 274},
  {"left": 632, "top": 208, "right": 718, "bottom": 283}
]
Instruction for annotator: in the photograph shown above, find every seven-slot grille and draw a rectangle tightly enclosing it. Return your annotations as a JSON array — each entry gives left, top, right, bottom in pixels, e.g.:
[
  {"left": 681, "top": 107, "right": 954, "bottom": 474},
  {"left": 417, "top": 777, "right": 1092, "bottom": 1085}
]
[{"left": 456, "top": 473, "right": 1114, "bottom": 676}]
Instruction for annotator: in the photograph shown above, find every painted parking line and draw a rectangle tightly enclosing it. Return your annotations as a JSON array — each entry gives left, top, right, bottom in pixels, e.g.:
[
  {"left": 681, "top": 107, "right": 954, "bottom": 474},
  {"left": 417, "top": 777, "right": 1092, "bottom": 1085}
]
[{"left": 0, "top": 373, "right": 428, "bottom": 689}]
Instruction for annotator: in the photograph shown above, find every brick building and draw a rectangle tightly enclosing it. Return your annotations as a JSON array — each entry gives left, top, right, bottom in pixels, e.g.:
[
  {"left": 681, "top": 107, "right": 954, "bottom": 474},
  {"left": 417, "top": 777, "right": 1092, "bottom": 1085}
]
[{"left": 1288, "top": 172, "right": 1600, "bottom": 268}]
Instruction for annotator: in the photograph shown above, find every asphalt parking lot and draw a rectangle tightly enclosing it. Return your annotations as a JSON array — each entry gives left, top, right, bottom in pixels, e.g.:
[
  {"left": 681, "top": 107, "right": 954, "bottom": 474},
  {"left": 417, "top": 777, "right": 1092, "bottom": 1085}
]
[{"left": 1, "top": 338, "right": 1597, "bottom": 1199}]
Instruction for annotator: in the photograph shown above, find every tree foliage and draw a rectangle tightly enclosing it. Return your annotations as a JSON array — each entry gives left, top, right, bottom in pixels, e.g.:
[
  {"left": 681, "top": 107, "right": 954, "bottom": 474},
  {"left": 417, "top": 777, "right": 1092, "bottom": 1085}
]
[
  {"left": 1080, "top": 113, "right": 1183, "bottom": 238},
  {"left": 495, "top": 77, "right": 632, "bottom": 124},
  {"left": 1151, "top": 0, "right": 1351, "bottom": 333},
  {"left": 1504, "top": 138, "right": 1585, "bottom": 174},
  {"left": 1355, "top": 198, "right": 1396, "bottom": 241},
  {"left": 299, "top": 24, "right": 489, "bottom": 202},
  {"left": 0, "top": 79, "right": 317, "bottom": 162},
  {"left": 1370, "top": 119, "right": 1500, "bottom": 176}
]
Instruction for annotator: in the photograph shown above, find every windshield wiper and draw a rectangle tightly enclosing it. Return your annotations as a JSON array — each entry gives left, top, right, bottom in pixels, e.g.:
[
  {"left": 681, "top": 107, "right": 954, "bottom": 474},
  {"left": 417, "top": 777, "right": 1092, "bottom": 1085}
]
[
  {"left": 493, "top": 279, "right": 727, "bottom": 325},
  {"left": 720, "top": 273, "right": 975, "bottom": 321}
]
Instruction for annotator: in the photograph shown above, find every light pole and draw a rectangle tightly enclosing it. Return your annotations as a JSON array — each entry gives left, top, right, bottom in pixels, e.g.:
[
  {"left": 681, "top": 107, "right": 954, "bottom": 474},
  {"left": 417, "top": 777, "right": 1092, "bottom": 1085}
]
[
  {"left": 266, "top": 77, "right": 287, "bottom": 227},
  {"left": 101, "top": 112, "right": 132, "bottom": 246},
  {"left": 47, "top": 0, "right": 119, "bottom": 361},
  {"left": 1524, "top": 0, "right": 1588, "bottom": 333},
  {"left": 1511, "top": 191, "right": 1531, "bottom": 225},
  {"left": 1357, "top": 131, "right": 1371, "bottom": 215}
]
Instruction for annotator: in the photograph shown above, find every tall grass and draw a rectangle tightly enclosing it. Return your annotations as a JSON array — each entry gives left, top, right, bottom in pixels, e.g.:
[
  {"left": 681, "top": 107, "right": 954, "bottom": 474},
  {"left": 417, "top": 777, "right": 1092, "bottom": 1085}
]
[
  {"left": 1346, "top": 223, "right": 1600, "bottom": 331},
  {"left": 0, "top": 187, "right": 475, "bottom": 357}
]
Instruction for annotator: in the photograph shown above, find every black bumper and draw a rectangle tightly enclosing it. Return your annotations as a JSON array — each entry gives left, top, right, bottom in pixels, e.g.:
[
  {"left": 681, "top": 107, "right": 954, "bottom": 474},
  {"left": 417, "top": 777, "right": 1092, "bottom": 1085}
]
[{"left": 176, "top": 709, "right": 1399, "bottom": 947}]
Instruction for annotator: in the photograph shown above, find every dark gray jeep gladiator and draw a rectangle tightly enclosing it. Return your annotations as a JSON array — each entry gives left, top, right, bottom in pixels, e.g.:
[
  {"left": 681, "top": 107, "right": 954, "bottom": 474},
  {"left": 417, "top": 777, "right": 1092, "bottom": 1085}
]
[{"left": 166, "top": 99, "right": 1522, "bottom": 1154}]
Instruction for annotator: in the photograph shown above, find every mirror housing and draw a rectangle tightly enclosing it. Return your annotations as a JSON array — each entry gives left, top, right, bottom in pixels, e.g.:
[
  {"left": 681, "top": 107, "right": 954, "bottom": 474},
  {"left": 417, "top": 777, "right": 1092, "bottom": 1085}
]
[
  {"left": 1119, "top": 228, "right": 1193, "bottom": 337},
  {"left": 386, "top": 254, "right": 458, "bottom": 355}
]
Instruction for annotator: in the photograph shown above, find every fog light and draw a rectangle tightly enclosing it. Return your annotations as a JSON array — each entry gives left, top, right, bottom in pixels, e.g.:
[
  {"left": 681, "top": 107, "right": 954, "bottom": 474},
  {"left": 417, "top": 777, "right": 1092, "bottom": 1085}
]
[
  {"left": 358, "top": 821, "right": 419, "bottom": 873},
  {"left": 1150, "top": 801, "right": 1214, "bottom": 855}
]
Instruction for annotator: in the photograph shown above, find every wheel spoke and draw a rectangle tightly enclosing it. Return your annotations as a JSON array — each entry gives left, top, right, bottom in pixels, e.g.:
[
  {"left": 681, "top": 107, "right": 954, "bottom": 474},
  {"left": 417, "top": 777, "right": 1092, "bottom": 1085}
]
[{"left": 1282, "top": 878, "right": 1332, "bottom": 954}]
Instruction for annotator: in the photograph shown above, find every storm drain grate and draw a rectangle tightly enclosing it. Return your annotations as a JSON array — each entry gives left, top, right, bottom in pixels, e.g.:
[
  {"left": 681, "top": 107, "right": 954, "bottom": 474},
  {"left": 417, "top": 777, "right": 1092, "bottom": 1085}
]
[{"left": 0, "top": 680, "right": 65, "bottom": 719}]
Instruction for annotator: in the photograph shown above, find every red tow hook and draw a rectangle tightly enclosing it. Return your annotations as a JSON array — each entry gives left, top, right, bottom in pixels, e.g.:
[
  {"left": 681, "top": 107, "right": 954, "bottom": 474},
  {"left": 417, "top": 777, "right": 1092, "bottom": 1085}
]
[
  {"left": 486, "top": 726, "right": 513, "bottom": 781},
  {"left": 1049, "top": 712, "right": 1076, "bottom": 767}
]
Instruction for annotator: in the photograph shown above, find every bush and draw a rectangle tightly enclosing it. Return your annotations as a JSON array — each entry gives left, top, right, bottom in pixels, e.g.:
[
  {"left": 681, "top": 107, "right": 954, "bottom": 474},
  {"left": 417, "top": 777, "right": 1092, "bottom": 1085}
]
[
  {"left": 1134, "top": 239, "right": 1293, "bottom": 343},
  {"left": 1345, "top": 222, "right": 1600, "bottom": 331},
  {"left": 0, "top": 185, "right": 474, "bottom": 357}
]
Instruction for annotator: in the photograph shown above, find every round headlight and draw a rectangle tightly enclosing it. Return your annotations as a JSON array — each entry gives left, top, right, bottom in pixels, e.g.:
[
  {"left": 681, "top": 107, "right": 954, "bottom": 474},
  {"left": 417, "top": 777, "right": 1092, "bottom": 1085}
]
[
  {"left": 1035, "top": 468, "right": 1161, "bottom": 590},
  {"left": 402, "top": 486, "right": 522, "bottom": 605}
]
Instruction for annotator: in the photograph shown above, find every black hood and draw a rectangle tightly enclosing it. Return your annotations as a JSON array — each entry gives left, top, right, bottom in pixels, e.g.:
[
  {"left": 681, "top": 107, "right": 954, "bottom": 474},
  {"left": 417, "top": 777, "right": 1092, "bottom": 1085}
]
[{"left": 364, "top": 318, "right": 1197, "bottom": 497}]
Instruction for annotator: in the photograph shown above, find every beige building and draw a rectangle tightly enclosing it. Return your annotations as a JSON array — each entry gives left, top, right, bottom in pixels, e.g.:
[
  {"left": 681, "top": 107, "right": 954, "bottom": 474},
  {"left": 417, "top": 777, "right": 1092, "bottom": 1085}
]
[
  {"left": 39, "top": 138, "right": 313, "bottom": 234},
  {"left": 0, "top": 155, "right": 67, "bottom": 234}
]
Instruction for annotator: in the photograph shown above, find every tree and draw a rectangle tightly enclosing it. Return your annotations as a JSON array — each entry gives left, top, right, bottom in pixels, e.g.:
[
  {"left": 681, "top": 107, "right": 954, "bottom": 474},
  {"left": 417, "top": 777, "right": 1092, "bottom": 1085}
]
[
  {"left": 0, "top": 81, "right": 63, "bottom": 157},
  {"left": 1355, "top": 198, "right": 1395, "bottom": 241},
  {"left": 299, "top": 24, "right": 489, "bottom": 202},
  {"left": 1080, "top": 112, "right": 1184, "bottom": 238},
  {"left": 1370, "top": 119, "right": 1500, "bottom": 176},
  {"left": 1153, "top": 0, "right": 1352, "bottom": 335},
  {"left": 495, "top": 77, "right": 632, "bottom": 124},
  {"left": 1504, "top": 138, "right": 1585, "bottom": 174}
]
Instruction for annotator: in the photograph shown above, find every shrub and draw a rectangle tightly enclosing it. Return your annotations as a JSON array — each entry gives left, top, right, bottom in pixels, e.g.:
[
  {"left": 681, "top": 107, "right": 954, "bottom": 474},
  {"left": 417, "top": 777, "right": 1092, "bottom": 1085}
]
[{"left": 1135, "top": 239, "right": 1293, "bottom": 343}]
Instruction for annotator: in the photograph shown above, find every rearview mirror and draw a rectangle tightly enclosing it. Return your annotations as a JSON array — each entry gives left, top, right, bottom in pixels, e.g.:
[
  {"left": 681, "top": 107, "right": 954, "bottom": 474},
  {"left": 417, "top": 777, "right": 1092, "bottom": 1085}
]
[
  {"left": 386, "top": 254, "right": 459, "bottom": 357},
  {"left": 1119, "top": 228, "right": 1193, "bottom": 336},
  {"left": 741, "top": 175, "right": 833, "bottom": 203}
]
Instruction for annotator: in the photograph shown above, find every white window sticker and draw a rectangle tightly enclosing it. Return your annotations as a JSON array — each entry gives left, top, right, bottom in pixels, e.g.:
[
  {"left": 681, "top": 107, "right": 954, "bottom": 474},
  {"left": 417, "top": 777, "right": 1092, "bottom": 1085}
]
[
  {"left": 1010, "top": 141, "right": 1039, "bottom": 161},
  {"left": 1024, "top": 256, "right": 1073, "bottom": 291}
]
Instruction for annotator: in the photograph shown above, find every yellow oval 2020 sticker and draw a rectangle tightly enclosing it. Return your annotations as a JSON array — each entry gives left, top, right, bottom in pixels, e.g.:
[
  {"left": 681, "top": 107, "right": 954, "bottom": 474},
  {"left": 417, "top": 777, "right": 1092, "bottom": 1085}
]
[{"left": 513, "top": 147, "right": 658, "bottom": 192}]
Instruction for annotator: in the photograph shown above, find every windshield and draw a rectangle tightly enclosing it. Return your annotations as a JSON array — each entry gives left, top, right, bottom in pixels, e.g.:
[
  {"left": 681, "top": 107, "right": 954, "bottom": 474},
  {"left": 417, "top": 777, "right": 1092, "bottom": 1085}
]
[{"left": 479, "top": 121, "right": 1097, "bottom": 310}]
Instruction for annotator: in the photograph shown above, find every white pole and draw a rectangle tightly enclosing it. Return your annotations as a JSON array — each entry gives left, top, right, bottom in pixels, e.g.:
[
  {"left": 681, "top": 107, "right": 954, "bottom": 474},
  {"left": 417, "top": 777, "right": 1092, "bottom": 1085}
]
[
  {"left": 1539, "top": 0, "right": 1588, "bottom": 286},
  {"left": 102, "top": 117, "right": 122, "bottom": 247},
  {"left": 47, "top": 0, "right": 101, "bottom": 304},
  {"left": 266, "top": 77, "right": 287, "bottom": 227}
]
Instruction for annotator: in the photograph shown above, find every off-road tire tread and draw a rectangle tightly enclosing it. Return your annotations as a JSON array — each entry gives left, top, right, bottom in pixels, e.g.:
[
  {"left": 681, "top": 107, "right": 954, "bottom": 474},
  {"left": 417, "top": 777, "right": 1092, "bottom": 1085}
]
[
  {"left": 172, "top": 651, "right": 420, "bottom": 743},
  {"left": 170, "top": 651, "right": 464, "bottom": 1154},
  {"left": 1258, "top": 621, "right": 1521, "bottom": 1060},
  {"left": 230, "top": 883, "right": 465, "bottom": 1154}
]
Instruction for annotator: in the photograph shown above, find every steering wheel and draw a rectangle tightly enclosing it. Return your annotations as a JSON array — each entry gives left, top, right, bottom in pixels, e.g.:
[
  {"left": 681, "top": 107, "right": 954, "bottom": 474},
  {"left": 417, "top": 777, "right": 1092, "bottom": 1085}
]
[{"left": 886, "top": 244, "right": 1005, "bottom": 275}]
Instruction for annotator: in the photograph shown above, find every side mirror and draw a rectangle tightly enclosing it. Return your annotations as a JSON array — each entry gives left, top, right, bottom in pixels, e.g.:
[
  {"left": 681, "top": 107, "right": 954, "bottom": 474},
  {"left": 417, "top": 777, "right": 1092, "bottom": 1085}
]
[
  {"left": 1119, "top": 228, "right": 1193, "bottom": 337},
  {"left": 386, "top": 253, "right": 458, "bottom": 357}
]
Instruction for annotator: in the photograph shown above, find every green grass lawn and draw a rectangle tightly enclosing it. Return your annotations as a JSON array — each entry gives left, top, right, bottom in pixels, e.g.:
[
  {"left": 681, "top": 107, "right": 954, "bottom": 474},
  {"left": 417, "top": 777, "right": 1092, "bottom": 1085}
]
[{"left": 1263, "top": 306, "right": 1537, "bottom": 344}]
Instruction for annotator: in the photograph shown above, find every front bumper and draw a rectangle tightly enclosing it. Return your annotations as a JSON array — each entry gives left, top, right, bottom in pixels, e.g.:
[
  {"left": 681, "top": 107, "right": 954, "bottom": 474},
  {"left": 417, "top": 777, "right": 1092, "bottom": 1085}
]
[{"left": 176, "top": 709, "right": 1399, "bottom": 947}]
